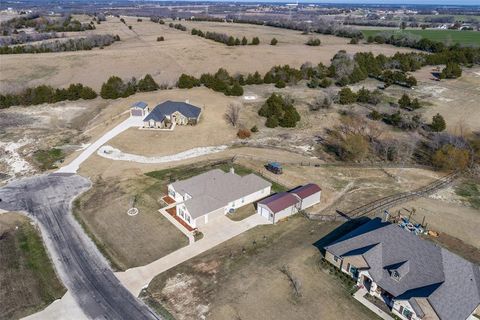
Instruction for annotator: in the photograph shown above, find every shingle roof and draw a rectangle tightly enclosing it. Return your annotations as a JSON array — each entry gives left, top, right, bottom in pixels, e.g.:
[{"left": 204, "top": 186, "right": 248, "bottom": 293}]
[
  {"left": 258, "top": 192, "right": 300, "bottom": 214},
  {"left": 131, "top": 101, "right": 148, "bottom": 109},
  {"left": 290, "top": 183, "right": 321, "bottom": 199},
  {"left": 172, "top": 169, "right": 271, "bottom": 219},
  {"left": 144, "top": 100, "right": 201, "bottom": 122},
  {"left": 325, "top": 218, "right": 480, "bottom": 320}
]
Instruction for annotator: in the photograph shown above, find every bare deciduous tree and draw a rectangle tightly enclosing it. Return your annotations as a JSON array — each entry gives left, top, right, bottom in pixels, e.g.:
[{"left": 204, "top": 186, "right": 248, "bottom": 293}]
[{"left": 224, "top": 103, "right": 241, "bottom": 127}]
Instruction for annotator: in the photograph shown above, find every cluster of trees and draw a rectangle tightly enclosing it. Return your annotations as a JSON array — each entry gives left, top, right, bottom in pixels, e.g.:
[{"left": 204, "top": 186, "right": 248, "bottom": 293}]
[
  {"left": 178, "top": 68, "right": 243, "bottom": 96},
  {"left": 306, "top": 38, "right": 321, "bottom": 46},
  {"left": 169, "top": 23, "right": 187, "bottom": 31},
  {"left": 191, "top": 28, "right": 260, "bottom": 46},
  {"left": 440, "top": 62, "right": 462, "bottom": 79},
  {"left": 398, "top": 93, "right": 422, "bottom": 110},
  {"left": 0, "top": 32, "right": 59, "bottom": 46},
  {"left": 1, "top": 14, "right": 94, "bottom": 35},
  {"left": 100, "top": 74, "right": 160, "bottom": 99},
  {"left": 258, "top": 93, "right": 300, "bottom": 128},
  {"left": 0, "top": 83, "right": 97, "bottom": 109},
  {"left": 338, "top": 87, "right": 382, "bottom": 105},
  {"left": 150, "top": 17, "right": 165, "bottom": 24},
  {"left": 0, "top": 34, "right": 120, "bottom": 54}
]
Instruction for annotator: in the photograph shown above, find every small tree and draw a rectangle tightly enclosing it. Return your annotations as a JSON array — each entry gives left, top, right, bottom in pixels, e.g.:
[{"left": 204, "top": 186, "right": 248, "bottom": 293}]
[
  {"left": 440, "top": 62, "right": 462, "bottom": 79},
  {"left": 432, "top": 144, "right": 470, "bottom": 171},
  {"left": 250, "top": 125, "right": 258, "bottom": 133},
  {"left": 270, "top": 38, "right": 278, "bottom": 46},
  {"left": 265, "top": 116, "right": 279, "bottom": 128},
  {"left": 431, "top": 113, "right": 446, "bottom": 132},
  {"left": 306, "top": 38, "right": 321, "bottom": 46},
  {"left": 237, "top": 128, "right": 251, "bottom": 139},
  {"left": 138, "top": 74, "right": 159, "bottom": 92},
  {"left": 398, "top": 93, "right": 411, "bottom": 109},
  {"left": 251, "top": 37, "right": 260, "bottom": 45},
  {"left": 275, "top": 79, "right": 286, "bottom": 88},
  {"left": 338, "top": 88, "right": 357, "bottom": 105},
  {"left": 241, "top": 36, "right": 248, "bottom": 45},
  {"left": 157, "top": 36, "right": 164, "bottom": 41},
  {"left": 225, "top": 103, "right": 241, "bottom": 127}
]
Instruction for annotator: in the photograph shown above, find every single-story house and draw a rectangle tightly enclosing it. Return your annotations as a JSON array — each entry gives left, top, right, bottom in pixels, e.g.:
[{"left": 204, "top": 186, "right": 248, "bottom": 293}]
[
  {"left": 130, "top": 101, "right": 149, "bottom": 117},
  {"left": 143, "top": 100, "right": 201, "bottom": 129},
  {"left": 168, "top": 168, "right": 271, "bottom": 229},
  {"left": 324, "top": 218, "right": 480, "bottom": 320},
  {"left": 257, "top": 183, "right": 321, "bottom": 224}
]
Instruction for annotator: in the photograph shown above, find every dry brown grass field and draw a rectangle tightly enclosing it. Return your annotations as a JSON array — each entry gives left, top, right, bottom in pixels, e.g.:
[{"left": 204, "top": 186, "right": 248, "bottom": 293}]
[{"left": 0, "top": 15, "right": 418, "bottom": 92}]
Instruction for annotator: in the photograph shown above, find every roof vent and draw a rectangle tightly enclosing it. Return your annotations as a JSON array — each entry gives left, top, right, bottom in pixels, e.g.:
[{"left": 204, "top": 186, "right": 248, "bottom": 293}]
[
  {"left": 230, "top": 167, "right": 235, "bottom": 174},
  {"left": 185, "top": 99, "right": 190, "bottom": 104}
]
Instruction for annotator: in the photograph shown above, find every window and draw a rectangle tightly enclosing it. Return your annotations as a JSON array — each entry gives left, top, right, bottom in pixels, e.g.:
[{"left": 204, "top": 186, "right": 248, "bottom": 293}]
[
  {"left": 402, "top": 307, "right": 413, "bottom": 320},
  {"left": 333, "top": 255, "right": 339, "bottom": 262}
]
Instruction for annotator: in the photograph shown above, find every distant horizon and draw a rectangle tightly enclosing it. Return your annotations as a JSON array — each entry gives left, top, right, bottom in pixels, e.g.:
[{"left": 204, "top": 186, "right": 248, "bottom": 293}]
[{"left": 144, "top": 0, "right": 480, "bottom": 6}]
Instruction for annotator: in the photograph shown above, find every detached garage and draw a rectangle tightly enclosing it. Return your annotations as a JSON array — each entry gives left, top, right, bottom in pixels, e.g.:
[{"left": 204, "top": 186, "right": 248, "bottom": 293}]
[
  {"left": 290, "top": 183, "right": 321, "bottom": 210},
  {"left": 130, "top": 101, "right": 149, "bottom": 117},
  {"left": 257, "top": 183, "right": 322, "bottom": 224},
  {"left": 257, "top": 192, "right": 300, "bottom": 224}
]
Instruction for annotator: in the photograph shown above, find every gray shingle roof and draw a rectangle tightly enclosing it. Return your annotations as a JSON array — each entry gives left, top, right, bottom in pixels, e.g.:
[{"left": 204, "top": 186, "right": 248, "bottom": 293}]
[
  {"left": 144, "top": 100, "right": 201, "bottom": 122},
  {"left": 325, "top": 218, "right": 480, "bottom": 320},
  {"left": 131, "top": 101, "right": 148, "bottom": 109},
  {"left": 172, "top": 169, "right": 271, "bottom": 219}
]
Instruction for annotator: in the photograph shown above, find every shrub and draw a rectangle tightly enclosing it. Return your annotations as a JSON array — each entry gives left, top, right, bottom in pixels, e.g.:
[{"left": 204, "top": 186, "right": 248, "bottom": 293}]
[
  {"left": 369, "top": 110, "right": 383, "bottom": 120},
  {"left": 100, "top": 76, "right": 137, "bottom": 99},
  {"left": 275, "top": 79, "right": 286, "bottom": 88},
  {"left": 349, "top": 38, "right": 359, "bottom": 44},
  {"left": 237, "top": 128, "right": 251, "bottom": 139},
  {"left": 431, "top": 113, "right": 446, "bottom": 132},
  {"left": 265, "top": 116, "right": 279, "bottom": 128},
  {"left": 177, "top": 74, "right": 200, "bottom": 89},
  {"left": 250, "top": 125, "right": 258, "bottom": 133},
  {"left": 258, "top": 93, "right": 300, "bottom": 128},
  {"left": 319, "top": 78, "right": 332, "bottom": 88},
  {"left": 440, "top": 62, "right": 462, "bottom": 79},
  {"left": 157, "top": 36, "right": 164, "bottom": 41},
  {"left": 241, "top": 36, "right": 248, "bottom": 45},
  {"left": 432, "top": 144, "right": 470, "bottom": 171},
  {"left": 338, "top": 88, "right": 357, "bottom": 105},
  {"left": 251, "top": 37, "right": 260, "bottom": 45},
  {"left": 137, "top": 74, "right": 159, "bottom": 92},
  {"left": 270, "top": 38, "right": 278, "bottom": 46},
  {"left": 306, "top": 38, "right": 321, "bottom": 46}
]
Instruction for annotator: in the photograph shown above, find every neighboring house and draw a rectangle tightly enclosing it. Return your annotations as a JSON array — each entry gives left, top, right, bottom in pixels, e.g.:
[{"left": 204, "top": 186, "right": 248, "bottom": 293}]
[
  {"left": 168, "top": 168, "right": 271, "bottom": 229},
  {"left": 143, "top": 100, "right": 201, "bottom": 129},
  {"left": 257, "top": 183, "right": 321, "bottom": 223},
  {"left": 324, "top": 218, "right": 480, "bottom": 320},
  {"left": 130, "top": 101, "right": 149, "bottom": 117}
]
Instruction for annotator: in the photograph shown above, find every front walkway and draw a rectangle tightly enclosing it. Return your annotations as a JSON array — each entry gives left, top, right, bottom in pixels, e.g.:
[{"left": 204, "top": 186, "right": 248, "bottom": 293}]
[
  {"left": 353, "top": 288, "right": 394, "bottom": 320},
  {"left": 158, "top": 204, "right": 195, "bottom": 244},
  {"left": 116, "top": 214, "right": 270, "bottom": 296}
]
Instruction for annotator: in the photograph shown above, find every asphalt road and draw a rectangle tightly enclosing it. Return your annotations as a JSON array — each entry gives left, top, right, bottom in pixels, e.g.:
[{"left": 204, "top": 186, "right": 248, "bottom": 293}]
[{"left": 0, "top": 173, "right": 160, "bottom": 320}]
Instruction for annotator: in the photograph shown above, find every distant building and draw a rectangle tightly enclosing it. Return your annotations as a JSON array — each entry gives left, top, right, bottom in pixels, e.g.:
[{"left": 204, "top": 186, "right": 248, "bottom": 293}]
[
  {"left": 168, "top": 168, "right": 271, "bottom": 229},
  {"left": 324, "top": 218, "right": 480, "bottom": 320},
  {"left": 130, "top": 101, "right": 149, "bottom": 117},
  {"left": 143, "top": 100, "right": 201, "bottom": 129}
]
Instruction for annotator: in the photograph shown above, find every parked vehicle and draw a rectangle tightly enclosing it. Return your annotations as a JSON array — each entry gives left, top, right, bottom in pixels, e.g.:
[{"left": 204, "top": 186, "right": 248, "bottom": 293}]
[{"left": 265, "top": 162, "right": 283, "bottom": 174}]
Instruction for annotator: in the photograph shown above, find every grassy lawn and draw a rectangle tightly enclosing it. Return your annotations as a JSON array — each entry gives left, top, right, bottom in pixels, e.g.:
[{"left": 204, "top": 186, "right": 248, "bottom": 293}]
[
  {"left": 73, "top": 176, "right": 189, "bottom": 271},
  {"left": 361, "top": 29, "right": 480, "bottom": 46},
  {"left": 142, "top": 216, "right": 380, "bottom": 320},
  {"left": 455, "top": 180, "right": 480, "bottom": 209},
  {"left": 33, "top": 148, "right": 65, "bottom": 170},
  {"left": 0, "top": 213, "right": 66, "bottom": 319},
  {"left": 227, "top": 203, "right": 256, "bottom": 221},
  {"left": 145, "top": 159, "right": 288, "bottom": 193}
]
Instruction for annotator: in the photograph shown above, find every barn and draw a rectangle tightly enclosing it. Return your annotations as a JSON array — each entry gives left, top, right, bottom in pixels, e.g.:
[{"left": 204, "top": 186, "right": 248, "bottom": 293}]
[{"left": 130, "top": 101, "right": 149, "bottom": 117}]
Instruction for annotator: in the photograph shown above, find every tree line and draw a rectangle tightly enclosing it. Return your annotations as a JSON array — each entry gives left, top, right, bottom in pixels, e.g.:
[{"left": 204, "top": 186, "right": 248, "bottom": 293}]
[
  {"left": 178, "top": 68, "right": 244, "bottom": 96},
  {"left": 0, "top": 84, "right": 97, "bottom": 109},
  {"left": 169, "top": 23, "right": 187, "bottom": 31},
  {"left": 191, "top": 28, "right": 259, "bottom": 46},
  {"left": 0, "top": 34, "right": 120, "bottom": 54}
]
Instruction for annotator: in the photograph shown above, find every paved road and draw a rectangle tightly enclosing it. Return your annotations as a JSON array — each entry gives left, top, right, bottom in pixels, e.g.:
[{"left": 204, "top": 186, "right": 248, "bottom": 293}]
[{"left": 0, "top": 173, "right": 160, "bottom": 320}]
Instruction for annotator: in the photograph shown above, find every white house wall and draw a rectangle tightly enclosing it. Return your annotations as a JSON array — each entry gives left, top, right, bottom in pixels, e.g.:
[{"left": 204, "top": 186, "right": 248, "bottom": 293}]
[
  {"left": 299, "top": 192, "right": 321, "bottom": 210},
  {"left": 258, "top": 205, "right": 273, "bottom": 222},
  {"left": 226, "top": 186, "right": 271, "bottom": 212}
]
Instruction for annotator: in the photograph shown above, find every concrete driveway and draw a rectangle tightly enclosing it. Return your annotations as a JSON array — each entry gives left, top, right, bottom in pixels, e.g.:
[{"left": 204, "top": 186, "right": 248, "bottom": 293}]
[
  {"left": 116, "top": 214, "right": 270, "bottom": 296},
  {"left": 0, "top": 173, "right": 160, "bottom": 320},
  {"left": 57, "top": 116, "right": 143, "bottom": 173}
]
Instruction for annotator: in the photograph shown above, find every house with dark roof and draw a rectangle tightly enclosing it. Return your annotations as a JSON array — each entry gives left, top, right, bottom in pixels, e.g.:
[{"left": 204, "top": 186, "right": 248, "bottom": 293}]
[
  {"left": 324, "top": 218, "right": 480, "bottom": 320},
  {"left": 130, "top": 101, "right": 149, "bottom": 117},
  {"left": 168, "top": 168, "right": 271, "bottom": 229},
  {"left": 143, "top": 100, "right": 201, "bottom": 129},
  {"left": 257, "top": 183, "right": 321, "bottom": 223}
]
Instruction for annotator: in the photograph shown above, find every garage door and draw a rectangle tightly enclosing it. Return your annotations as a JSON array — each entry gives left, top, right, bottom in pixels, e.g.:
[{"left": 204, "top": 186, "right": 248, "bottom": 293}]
[
  {"left": 131, "top": 109, "right": 143, "bottom": 117},
  {"left": 259, "top": 207, "right": 270, "bottom": 220}
]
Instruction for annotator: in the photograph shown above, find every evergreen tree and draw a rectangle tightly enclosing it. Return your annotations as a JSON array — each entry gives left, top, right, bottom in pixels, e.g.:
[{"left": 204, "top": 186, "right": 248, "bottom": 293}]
[
  {"left": 138, "top": 74, "right": 159, "bottom": 92},
  {"left": 431, "top": 113, "right": 446, "bottom": 132},
  {"left": 270, "top": 38, "right": 278, "bottom": 46},
  {"left": 241, "top": 36, "right": 248, "bottom": 45},
  {"left": 265, "top": 116, "right": 279, "bottom": 128},
  {"left": 338, "top": 88, "right": 357, "bottom": 105},
  {"left": 398, "top": 93, "right": 411, "bottom": 109}
]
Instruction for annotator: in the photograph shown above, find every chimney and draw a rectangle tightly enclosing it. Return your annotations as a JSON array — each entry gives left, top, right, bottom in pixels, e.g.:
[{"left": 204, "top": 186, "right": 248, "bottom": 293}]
[
  {"left": 230, "top": 167, "right": 235, "bottom": 175},
  {"left": 383, "top": 210, "right": 390, "bottom": 222},
  {"left": 185, "top": 99, "right": 190, "bottom": 104}
]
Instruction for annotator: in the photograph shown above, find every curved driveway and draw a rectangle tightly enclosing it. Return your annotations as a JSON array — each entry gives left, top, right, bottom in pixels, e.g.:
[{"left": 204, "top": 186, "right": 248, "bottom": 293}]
[{"left": 0, "top": 173, "right": 160, "bottom": 320}]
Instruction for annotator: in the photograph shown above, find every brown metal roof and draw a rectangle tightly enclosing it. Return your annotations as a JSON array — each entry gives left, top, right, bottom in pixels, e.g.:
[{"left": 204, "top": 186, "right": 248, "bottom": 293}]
[
  {"left": 290, "top": 183, "right": 321, "bottom": 199},
  {"left": 258, "top": 192, "right": 299, "bottom": 214}
]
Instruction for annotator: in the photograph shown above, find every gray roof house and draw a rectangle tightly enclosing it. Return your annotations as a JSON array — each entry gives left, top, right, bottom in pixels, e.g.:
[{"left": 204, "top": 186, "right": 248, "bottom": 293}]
[
  {"left": 168, "top": 169, "right": 271, "bottom": 228},
  {"left": 143, "top": 100, "right": 201, "bottom": 129},
  {"left": 324, "top": 218, "right": 480, "bottom": 320}
]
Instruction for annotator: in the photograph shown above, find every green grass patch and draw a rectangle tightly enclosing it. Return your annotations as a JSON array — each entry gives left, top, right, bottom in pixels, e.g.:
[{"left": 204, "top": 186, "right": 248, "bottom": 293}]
[
  {"left": 16, "top": 222, "right": 66, "bottom": 303},
  {"left": 145, "top": 161, "right": 288, "bottom": 193},
  {"left": 33, "top": 148, "right": 64, "bottom": 170},
  {"left": 361, "top": 29, "right": 480, "bottom": 46},
  {"left": 455, "top": 181, "right": 480, "bottom": 209}
]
